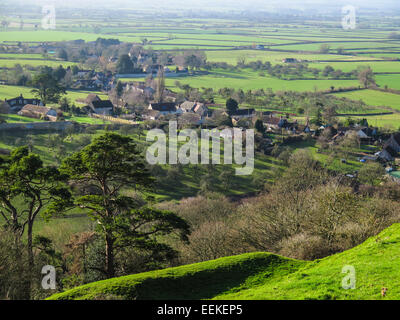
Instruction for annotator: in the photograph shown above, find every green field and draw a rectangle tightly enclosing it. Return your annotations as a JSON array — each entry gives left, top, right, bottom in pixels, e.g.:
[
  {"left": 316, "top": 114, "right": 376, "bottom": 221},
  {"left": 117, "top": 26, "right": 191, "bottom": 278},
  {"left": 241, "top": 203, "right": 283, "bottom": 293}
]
[
  {"left": 205, "top": 50, "right": 377, "bottom": 65},
  {"left": 122, "top": 68, "right": 360, "bottom": 92},
  {"left": 339, "top": 113, "right": 400, "bottom": 129},
  {"left": 333, "top": 89, "right": 400, "bottom": 111},
  {"left": 376, "top": 74, "right": 400, "bottom": 91},
  {"left": 0, "top": 113, "right": 42, "bottom": 123},
  {"left": 0, "top": 85, "right": 108, "bottom": 104},
  {"left": 0, "top": 58, "right": 77, "bottom": 68}
]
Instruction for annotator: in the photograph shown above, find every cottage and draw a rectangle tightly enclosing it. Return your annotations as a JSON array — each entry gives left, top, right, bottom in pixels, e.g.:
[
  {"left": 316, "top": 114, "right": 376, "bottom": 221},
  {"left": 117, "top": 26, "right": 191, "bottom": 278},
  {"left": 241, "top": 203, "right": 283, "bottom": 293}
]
[{"left": 18, "top": 105, "right": 58, "bottom": 121}]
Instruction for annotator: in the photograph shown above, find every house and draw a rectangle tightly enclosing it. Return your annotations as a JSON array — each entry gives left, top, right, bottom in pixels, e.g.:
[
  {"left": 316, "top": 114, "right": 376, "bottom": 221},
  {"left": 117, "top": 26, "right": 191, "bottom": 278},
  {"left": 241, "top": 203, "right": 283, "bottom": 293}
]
[
  {"left": 142, "top": 109, "right": 162, "bottom": 121},
  {"left": 230, "top": 108, "right": 255, "bottom": 120},
  {"left": 18, "top": 105, "right": 58, "bottom": 121},
  {"left": 178, "top": 101, "right": 208, "bottom": 116},
  {"left": 354, "top": 127, "right": 377, "bottom": 143},
  {"left": 282, "top": 58, "right": 298, "bottom": 63},
  {"left": 76, "top": 70, "right": 92, "bottom": 78},
  {"left": 74, "top": 79, "right": 99, "bottom": 90},
  {"left": 137, "top": 53, "right": 151, "bottom": 64},
  {"left": 126, "top": 83, "right": 155, "bottom": 98},
  {"left": 177, "top": 67, "right": 189, "bottom": 73},
  {"left": 263, "top": 115, "right": 281, "bottom": 130},
  {"left": 148, "top": 102, "right": 177, "bottom": 115},
  {"left": 376, "top": 144, "right": 398, "bottom": 162},
  {"left": 384, "top": 133, "right": 400, "bottom": 153},
  {"left": 264, "top": 115, "right": 290, "bottom": 130},
  {"left": 193, "top": 103, "right": 209, "bottom": 117},
  {"left": 89, "top": 100, "right": 114, "bottom": 115},
  {"left": 5, "top": 94, "right": 43, "bottom": 112},
  {"left": 178, "top": 101, "right": 199, "bottom": 113},
  {"left": 144, "top": 64, "right": 163, "bottom": 74}
]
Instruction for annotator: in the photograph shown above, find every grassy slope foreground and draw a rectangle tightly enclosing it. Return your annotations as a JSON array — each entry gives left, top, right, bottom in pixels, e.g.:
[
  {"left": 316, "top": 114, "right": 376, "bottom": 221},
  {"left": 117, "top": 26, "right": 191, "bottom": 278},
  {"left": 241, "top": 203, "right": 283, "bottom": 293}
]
[{"left": 48, "top": 224, "right": 400, "bottom": 300}]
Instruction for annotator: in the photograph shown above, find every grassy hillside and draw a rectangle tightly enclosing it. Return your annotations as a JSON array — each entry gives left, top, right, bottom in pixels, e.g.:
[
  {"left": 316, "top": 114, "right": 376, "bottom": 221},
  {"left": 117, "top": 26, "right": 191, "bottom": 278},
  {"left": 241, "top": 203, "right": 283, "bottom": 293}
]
[
  {"left": 333, "top": 89, "right": 400, "bottom": 111},
  {"left": 48, "top": 223, "right": 400, "bottom": 300}
]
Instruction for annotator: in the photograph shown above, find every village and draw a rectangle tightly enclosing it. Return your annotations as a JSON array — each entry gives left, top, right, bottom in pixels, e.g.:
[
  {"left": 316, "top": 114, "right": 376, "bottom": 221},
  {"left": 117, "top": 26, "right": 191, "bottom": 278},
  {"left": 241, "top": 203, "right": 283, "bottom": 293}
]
[{"left": 2, "top": 80, "right": 400, "bottom": 183}]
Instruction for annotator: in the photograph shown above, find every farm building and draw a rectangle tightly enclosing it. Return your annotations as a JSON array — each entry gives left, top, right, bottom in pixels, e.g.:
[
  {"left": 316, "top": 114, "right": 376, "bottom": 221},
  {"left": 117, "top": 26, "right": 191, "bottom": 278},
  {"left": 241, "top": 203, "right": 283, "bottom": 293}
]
[
  {"left": 89, "top": 100, "right": 114, "bottom": 115},
  {"left": 148, "top": 102, "right": 177, "bottom": 115}
]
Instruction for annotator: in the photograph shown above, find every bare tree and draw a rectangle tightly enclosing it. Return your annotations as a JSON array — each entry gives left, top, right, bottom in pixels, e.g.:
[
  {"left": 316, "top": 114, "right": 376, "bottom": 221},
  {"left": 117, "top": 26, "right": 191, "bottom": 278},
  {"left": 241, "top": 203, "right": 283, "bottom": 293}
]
[{"left": 154, "top": 67, "right": 165, "bottom": 103}]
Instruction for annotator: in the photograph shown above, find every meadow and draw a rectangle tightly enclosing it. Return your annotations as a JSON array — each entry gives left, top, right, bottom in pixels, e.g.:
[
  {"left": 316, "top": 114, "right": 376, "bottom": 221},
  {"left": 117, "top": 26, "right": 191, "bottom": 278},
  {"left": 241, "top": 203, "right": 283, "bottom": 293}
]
[
  {"left": 0, "top": 58, "right": 77, "bottom": 68},
  {"left": 122, "top": 68, "right": 361, "bottom": 92},
  {"left": 333, "top": 89, "right": 400, "bottom": 111},
  {"left": 0, "top": 85, "right": 108, "bottom": 104}
]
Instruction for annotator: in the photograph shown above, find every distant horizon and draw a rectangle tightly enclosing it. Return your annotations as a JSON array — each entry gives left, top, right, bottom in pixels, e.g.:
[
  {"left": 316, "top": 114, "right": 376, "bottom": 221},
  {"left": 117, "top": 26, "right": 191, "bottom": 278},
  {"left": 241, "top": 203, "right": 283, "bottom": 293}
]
[{"left": 1, "top": 0, "right": 400, "bottom": 13}]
